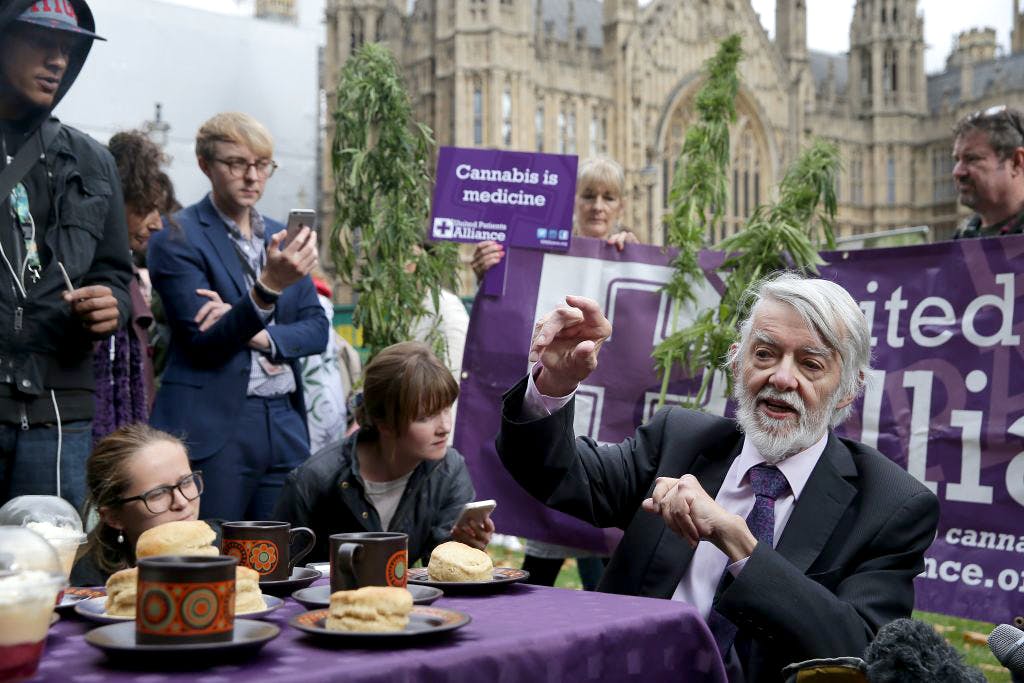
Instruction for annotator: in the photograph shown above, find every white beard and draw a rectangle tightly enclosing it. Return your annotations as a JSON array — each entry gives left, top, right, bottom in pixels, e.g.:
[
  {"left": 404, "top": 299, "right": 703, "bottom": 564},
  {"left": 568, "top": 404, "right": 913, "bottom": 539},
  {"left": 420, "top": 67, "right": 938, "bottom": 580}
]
[{"left": 733, "top": 382, "right": 839, "bottom": 464}]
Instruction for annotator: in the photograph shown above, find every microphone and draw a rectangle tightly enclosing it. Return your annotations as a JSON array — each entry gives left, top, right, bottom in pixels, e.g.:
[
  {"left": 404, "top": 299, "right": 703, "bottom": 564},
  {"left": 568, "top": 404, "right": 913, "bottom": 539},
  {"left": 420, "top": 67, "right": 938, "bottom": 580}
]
[
  {"left": 863, "top": 618, "right": 984, "bottom": 682},
  {"left": 989, "top": 624, "right": 1024, "bottom": 677}
]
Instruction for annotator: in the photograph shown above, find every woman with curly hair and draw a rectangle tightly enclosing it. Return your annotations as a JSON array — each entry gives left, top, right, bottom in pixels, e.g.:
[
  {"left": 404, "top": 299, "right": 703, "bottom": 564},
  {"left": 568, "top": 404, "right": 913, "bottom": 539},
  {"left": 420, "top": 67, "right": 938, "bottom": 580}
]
[{"left": 92, "top": 131, "right": 175, "bottom": 442}]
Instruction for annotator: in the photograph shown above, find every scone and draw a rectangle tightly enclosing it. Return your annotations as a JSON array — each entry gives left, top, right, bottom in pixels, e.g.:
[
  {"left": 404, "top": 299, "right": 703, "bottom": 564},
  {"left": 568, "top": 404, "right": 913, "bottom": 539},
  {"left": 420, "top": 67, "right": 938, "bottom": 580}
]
[
  {"left": 234, "top": 566, "right": 266, "bottom": 614},
  {"left": 326, "top": 586, "right": 413, "bottom": 633},
  {"left": 428, "top": 541, "right": 493, "bottom": 582},
  {"left": 104, "top": 567, "right": 138, "bottom": 617},
  {"left": 136, "top": 520, "right": 218, "bottom": 559}
]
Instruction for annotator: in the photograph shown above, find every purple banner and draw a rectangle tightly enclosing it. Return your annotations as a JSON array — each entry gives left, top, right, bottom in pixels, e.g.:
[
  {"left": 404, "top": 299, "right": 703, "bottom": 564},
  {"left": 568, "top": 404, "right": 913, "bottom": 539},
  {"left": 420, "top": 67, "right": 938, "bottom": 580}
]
[
  {"left": 428, "top": 147, "right": 578, "bottom": 250},
  {"left": 454, "top": 234, "right": 1024, "bottom": 624}
]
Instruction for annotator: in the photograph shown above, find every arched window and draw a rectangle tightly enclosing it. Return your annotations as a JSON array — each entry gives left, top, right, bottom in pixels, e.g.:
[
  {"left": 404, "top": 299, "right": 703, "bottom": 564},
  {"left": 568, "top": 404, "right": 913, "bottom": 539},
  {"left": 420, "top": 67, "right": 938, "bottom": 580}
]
[
  {"left": 725, "top": 120, "right": 762, "bottom": 241},
  {"left": 472, "top": 81, "right": 483, "bottom": 145},
  {"left": 502, "top": 87, "right": 513, "bottom": 147},
  {"left": 661, "top": 98, "right": 770, "bottom": 244},
  {"left": 567, "top": 108, "right": 577, "bottom": 154},
  {"left": 535, "top": 102, "right": 545, "bottom": 151},
  {"left": 557, "top": 108, "right": 567, "bottom": 154},
  {"left": 350, "top": 13, "right": 364, "bottom": 52}
]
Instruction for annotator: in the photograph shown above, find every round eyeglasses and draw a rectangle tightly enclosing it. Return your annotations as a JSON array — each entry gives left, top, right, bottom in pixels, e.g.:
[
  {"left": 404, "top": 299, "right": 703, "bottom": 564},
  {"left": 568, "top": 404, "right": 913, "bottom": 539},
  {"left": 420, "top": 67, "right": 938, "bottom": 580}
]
[
  {"left": 117, "top": 471, "right": 204, "bottom": 514},
  {"left": 212, "top": 157, "right": 278, "bottom": 179}
]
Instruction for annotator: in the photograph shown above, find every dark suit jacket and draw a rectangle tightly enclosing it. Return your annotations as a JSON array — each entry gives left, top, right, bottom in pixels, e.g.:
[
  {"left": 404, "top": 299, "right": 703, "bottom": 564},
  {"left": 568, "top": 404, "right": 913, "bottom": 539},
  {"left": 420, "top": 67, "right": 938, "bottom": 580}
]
[
  {"left": 147, "top": 195, "right": 328, "bottom": 460},
  {"left": 497, "top": 376, "right": 939, "bottom": 682}
]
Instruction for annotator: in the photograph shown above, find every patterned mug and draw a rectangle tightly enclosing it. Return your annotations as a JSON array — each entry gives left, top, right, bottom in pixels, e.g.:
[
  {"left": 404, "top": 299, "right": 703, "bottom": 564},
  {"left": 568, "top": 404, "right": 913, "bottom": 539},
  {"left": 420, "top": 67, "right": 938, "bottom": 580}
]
[
  {"left": 136, "top": 555, "right": 237, "bottom": 645},
  {"left": 221, "top": 521, "right": 315, "bottom": 581},
  {"left": 329, "top": 532, "right": 408, "bottom": 592}
]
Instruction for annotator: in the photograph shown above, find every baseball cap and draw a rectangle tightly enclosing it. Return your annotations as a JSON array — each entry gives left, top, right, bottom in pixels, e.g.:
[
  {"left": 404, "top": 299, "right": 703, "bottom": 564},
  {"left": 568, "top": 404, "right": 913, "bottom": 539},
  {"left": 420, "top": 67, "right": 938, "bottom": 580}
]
[{"left": 15, "top": 1, "right": 106, "bottom": 41}]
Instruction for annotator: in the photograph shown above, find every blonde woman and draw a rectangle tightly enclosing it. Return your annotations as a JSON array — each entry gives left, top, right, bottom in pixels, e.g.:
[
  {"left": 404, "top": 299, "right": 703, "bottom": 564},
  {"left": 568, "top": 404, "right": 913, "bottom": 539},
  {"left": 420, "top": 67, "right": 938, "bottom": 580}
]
[{"left": 471, "top": 155, "right": 638, "bottom": 279}]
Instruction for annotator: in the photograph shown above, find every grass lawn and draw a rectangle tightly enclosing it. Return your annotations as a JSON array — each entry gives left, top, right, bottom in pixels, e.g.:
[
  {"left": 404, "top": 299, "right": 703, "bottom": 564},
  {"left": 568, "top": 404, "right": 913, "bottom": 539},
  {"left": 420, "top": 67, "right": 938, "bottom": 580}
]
[{"left": 489, "top": 542, "right": 1010, "bottom": 681}]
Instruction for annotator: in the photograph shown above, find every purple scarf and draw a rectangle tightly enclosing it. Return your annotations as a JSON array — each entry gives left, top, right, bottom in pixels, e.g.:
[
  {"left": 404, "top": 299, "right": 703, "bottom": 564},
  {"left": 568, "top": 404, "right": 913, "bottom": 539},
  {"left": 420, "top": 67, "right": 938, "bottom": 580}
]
[{"left": 92, "top": 327, "right": 149, "bottom": 444}]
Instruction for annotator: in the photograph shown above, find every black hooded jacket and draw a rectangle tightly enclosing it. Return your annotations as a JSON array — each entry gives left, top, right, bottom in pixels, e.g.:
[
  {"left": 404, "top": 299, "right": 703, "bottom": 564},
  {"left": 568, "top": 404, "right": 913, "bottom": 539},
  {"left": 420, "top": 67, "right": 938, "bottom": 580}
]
[{"left": 0, "top": 0, "right": 132, "bottom": 425}]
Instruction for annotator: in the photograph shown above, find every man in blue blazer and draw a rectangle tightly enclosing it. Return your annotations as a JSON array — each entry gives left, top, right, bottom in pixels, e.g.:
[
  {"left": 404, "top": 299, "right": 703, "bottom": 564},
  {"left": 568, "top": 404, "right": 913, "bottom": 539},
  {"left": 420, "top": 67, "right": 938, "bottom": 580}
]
[{"left": 147, "top": 112, "right": 327, "bottom": 520}]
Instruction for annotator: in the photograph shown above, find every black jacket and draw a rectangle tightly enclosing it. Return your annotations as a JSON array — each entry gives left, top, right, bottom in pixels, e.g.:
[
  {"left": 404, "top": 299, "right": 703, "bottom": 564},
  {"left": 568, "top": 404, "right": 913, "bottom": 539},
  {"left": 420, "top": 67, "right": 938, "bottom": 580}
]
[
  {"left": 0, "top": 0, "right": 132, "bottom": 424},
  {"left": 498, "top": 376, "right": 939, "bottom": 683},
  {"left": 272, "top": 430, "right": 476, "bottom": 566}
]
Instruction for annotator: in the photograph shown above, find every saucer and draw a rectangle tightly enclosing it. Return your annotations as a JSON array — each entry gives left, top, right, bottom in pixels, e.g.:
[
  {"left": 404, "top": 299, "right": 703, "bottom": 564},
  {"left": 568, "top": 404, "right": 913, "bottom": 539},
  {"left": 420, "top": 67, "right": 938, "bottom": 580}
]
[
  {"left": 407, "top": 567, "right": 529, "bottom": 592},
  {"left": 257, "top": 567, "right": 321, "bottom": 597},
  {"left": 290, "top": 606, "right": 469, "bottom": 644},
  {"left": 237, "top": 594, "right": 285, "bottom": 619},
  {"left": 76, "top": 595, "right": 284, "bottom": 624},
  {"left": 84, "top": 619, "right": 279, "bottom": 666},
  {"left": 291, "top": 584, "right": 443, "bottom": 610},
  {"left": 74, "top": 597, "right": 132, "bottom": 624}
]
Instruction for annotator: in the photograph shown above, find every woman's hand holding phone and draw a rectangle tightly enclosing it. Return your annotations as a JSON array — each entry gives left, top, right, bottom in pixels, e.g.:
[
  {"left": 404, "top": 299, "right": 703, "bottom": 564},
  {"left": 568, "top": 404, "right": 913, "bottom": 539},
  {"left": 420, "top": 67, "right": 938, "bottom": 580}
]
[{"left": 451, "top": 500, "right": 496, "bottom": 550}]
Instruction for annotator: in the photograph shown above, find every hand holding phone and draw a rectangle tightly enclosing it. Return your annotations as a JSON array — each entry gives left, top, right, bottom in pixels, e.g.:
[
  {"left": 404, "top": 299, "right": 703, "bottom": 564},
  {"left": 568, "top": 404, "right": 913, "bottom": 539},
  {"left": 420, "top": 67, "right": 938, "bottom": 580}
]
[
  {"left": 451, "top": 500, "right": 496, "bottom": 550},
  {"left": 453, "top": 500, "right": 497, "bottom": 532},
  {"left": 284, "top": 209, "right": 316, "bottom": 248}
]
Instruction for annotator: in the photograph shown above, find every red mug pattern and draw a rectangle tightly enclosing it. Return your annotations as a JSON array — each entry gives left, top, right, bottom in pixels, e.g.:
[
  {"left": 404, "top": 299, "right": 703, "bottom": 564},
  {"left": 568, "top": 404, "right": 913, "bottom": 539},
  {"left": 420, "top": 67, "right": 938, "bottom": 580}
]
[
  {"left": 386, "top": 550, "right": 408, "bottom": 587},
  {"left": 222, "top": 538, "right": 279, "bottom": 575},
  {"left": 137, "top": 579, "right": 235, "bottom": 636}
]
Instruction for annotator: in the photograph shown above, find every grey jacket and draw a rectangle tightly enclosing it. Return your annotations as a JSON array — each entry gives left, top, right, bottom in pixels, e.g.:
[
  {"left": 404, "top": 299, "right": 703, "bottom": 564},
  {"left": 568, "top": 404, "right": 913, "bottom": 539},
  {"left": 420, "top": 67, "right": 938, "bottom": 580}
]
[{"left": 272, "top": 429, "right": 475, "bottom": 565}]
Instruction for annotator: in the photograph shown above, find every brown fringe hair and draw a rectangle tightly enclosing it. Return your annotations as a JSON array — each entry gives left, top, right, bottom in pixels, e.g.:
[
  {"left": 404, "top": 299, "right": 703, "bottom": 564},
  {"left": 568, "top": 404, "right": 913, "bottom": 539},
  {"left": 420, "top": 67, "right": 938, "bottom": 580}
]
[{"left": 353, "top": 341, "right": 459, "bottom": 436}]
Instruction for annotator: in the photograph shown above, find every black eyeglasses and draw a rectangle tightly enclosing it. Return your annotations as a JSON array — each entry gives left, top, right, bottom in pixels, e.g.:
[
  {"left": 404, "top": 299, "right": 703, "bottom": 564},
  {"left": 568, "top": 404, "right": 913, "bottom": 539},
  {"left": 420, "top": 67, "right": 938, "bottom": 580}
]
[
  {"left": 968, "top": 104, "right": 1024, "bottom": 143},
  {"left": 212, "top": 157, "right": 278, "bottom": 179},
  {"left": 117, "top": 471, "right": 204, "bottom": 514}
]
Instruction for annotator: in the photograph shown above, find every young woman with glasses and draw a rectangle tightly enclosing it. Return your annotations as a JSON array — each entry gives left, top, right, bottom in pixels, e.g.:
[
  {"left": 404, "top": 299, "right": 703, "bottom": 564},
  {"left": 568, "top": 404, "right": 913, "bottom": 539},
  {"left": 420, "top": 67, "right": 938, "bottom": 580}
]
[{"left": 70, "top": 424, "right": 207, "bottom": 586}]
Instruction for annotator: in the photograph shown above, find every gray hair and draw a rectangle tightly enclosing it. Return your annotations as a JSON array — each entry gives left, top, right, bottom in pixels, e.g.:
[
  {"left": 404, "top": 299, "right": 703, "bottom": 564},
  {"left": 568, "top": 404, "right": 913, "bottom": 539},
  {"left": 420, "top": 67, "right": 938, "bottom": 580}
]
[
  {"left": 725, "top": 272, "right": 872, "bottom": 426},
  {"left": 953, "top": 107, "right": 1024, "bottom": 161}
]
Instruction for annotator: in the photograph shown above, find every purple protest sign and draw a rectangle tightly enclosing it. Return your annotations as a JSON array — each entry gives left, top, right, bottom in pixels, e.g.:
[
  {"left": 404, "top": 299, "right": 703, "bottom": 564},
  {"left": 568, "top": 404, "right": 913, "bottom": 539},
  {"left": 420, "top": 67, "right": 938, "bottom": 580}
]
[
  {"left": 454, "top": 234, "right": 1024, "bottom": 624},
  {"left": 429, "top": 146, "right": 578, "bottom": 250}
]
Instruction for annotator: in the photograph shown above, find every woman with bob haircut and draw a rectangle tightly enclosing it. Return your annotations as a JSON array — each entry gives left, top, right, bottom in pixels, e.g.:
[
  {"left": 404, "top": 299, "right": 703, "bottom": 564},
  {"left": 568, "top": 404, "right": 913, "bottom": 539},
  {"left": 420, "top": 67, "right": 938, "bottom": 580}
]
[{"left": 273, "top": 341, "right": 493, "bottom": 564}]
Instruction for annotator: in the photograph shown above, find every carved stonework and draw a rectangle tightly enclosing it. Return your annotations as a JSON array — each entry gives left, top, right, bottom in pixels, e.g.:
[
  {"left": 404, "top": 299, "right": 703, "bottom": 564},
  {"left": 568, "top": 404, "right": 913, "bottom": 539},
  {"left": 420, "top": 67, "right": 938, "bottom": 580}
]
[{"left": 322, "top": 0, "right": 1023, "bottom": 285}]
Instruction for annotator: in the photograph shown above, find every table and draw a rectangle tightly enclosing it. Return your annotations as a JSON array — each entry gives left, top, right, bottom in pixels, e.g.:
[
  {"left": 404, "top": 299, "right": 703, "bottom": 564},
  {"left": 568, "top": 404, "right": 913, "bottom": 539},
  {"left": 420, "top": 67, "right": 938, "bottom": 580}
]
[{"left": 37, "top": 582, "right": 727, "bottom": 682}]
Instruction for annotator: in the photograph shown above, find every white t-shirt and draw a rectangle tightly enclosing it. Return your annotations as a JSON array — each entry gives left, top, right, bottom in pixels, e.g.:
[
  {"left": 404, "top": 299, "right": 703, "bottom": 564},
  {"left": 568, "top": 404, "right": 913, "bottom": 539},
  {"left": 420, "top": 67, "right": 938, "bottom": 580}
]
[{"left": 363, "top": 471, "right": 413, "bottom": 531}]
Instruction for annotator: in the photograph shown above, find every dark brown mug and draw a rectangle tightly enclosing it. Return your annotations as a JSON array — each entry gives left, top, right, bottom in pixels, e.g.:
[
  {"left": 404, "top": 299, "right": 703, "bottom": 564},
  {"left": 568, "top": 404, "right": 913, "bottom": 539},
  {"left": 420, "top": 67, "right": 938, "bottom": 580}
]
[
  {"left": 221, "top": 521, "right": 315, "bottom": 582},
  {"left": 136, "top": 555, "right": 237, "bottom": 645},
  {"left": 329, "top": 532, "right": 408, "bottom": 592}
]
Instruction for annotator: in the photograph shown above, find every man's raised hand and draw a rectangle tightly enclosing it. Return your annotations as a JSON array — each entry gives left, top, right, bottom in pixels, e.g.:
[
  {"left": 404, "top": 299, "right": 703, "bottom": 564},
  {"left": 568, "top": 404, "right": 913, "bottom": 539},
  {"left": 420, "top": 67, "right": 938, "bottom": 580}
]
[{"left": 530, "top": 295, "right": 611, "bottom": 396}]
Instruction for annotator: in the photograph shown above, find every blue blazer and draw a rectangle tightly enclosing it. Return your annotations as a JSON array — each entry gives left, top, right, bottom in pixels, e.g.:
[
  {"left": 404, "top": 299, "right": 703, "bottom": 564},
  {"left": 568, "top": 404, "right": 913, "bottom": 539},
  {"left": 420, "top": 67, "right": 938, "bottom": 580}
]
[{"left": 147, "top": 195, "right": 328, "bottom": 461}]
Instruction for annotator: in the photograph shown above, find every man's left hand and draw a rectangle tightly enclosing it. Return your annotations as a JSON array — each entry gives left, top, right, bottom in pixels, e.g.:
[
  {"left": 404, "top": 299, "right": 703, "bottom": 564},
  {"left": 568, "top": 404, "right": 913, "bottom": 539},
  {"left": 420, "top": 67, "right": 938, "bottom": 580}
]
[
  {"left": 64, "top": 285, "right": 119, "bottom": 336},
  {"left": 642, "top": 475, "right": 757, "bottom": 562}
]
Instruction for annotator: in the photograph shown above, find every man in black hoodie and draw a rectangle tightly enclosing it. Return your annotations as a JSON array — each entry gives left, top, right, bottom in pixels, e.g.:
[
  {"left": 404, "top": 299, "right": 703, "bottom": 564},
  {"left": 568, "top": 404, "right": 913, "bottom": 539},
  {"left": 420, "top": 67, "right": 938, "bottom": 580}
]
[{"left": 0, "top": 0, "right": 132, "bottom": 509}]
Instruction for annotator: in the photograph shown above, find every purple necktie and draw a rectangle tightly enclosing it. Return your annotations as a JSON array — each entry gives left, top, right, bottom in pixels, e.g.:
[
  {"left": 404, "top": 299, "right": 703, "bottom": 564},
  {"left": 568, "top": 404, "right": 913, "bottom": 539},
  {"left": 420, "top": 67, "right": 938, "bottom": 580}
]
[{"left": 708, "top": 463, "right": 791, "bottom": 658}]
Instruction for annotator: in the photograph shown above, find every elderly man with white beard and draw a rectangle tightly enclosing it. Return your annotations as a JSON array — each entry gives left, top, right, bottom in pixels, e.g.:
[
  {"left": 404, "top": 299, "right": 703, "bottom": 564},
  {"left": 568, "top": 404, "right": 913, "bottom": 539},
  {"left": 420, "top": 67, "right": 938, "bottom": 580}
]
[{"left": 496, "top": 272, "right": 939, "bottom": 683}]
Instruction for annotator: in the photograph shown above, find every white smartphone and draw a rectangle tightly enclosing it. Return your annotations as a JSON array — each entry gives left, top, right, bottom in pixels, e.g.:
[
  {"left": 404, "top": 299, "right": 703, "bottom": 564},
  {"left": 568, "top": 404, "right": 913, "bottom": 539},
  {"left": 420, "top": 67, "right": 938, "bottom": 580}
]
[
  {"left": 284, "top": 209, "right": 316, "bottom": 246},
  {"left": 452, "top": 499, "right": 497, "bottom": 531}
]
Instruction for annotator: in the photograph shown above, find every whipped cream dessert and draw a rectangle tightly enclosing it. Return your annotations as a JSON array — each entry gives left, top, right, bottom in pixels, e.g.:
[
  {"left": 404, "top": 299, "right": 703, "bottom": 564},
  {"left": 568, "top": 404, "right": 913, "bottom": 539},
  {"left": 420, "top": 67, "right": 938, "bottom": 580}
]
[
  {"left": 26, "top": 522, "right": 86, "bottom": 578},
  {"left": 0, "top": 570, "right": 61, "bottom": 644}
]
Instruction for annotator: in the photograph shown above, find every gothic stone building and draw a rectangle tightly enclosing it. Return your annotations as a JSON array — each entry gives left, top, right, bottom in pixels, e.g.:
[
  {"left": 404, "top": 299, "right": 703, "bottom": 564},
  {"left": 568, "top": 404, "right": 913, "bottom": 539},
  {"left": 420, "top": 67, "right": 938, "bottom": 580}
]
[{"left": 322, "top": 0, "right": 1024, "bottom": 247}]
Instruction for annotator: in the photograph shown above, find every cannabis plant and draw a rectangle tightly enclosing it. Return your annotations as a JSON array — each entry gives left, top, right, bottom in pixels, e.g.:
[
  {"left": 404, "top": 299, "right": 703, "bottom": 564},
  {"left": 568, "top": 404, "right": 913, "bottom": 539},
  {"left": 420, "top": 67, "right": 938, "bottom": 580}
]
[
  {"left": 653, "top": 35, "right": 841, "bottom": 409},
  {"left": 329, "top": 43, "right": 460, "bottom": 360},
  {"left": 653, "top": 35, "right": 742, "bottom": 407},
  {"left": 676, "top": 140, "right": 842, "bottom": 405}
]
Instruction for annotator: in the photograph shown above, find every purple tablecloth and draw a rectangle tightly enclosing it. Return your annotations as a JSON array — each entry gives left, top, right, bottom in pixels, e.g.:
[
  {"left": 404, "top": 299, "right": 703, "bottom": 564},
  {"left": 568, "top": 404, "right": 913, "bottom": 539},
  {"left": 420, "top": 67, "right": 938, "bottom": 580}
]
[{"left": 37, "top": 582, "right": 726, "bottom": 682}]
